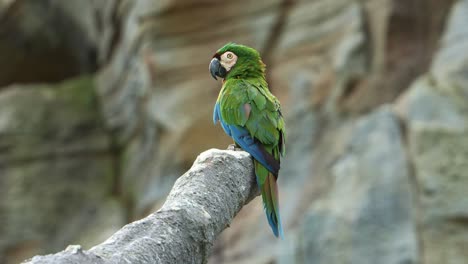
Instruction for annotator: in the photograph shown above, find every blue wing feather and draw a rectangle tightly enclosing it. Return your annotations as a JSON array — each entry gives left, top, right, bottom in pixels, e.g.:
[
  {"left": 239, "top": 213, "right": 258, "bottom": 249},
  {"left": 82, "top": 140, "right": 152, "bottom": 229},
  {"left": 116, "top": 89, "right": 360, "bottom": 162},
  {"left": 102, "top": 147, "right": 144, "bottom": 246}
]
[
  {"left": 227, "top": 125, "right": 279, "bottom": 175},
  {"left": 214, "top": 101, "right": 279, "bottom": 175},
  {"left": 213, "top": 102, "right": 219, "bottom": 124},
  {"left": 214, "top": 102, "right": 231, "bottom": 136}
]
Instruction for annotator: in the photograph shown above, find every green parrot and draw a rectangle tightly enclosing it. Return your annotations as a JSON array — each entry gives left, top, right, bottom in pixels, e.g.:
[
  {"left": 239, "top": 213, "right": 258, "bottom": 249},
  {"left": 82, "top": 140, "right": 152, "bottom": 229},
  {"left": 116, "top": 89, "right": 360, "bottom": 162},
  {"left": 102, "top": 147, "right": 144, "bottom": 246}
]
[{"left": 209, "top": 43, "right": 285, "bottom": 237}]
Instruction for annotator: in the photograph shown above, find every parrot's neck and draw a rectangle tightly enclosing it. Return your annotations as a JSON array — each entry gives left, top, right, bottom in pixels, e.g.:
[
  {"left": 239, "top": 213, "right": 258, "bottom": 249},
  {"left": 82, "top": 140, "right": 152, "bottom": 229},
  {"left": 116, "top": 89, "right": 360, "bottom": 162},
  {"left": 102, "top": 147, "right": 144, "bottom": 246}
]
[{"left": 226, "top": 59, "right": 266, "bottom": 80}]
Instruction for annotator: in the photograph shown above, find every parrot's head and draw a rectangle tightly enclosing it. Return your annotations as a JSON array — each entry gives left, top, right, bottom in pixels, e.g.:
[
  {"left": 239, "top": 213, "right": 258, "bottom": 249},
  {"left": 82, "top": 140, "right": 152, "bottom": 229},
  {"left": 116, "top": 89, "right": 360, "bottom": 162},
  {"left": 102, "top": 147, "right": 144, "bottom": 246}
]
[{"left": 209, "top": 42, "right": 265, "bottom": 81}]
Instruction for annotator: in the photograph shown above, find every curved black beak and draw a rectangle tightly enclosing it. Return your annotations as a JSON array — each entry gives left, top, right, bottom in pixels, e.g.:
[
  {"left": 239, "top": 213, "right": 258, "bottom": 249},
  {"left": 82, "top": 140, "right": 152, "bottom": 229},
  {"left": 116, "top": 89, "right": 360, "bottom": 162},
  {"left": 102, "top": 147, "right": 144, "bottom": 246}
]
[{"left": 209, "top": 58, "right": 227, "bottom": 80}]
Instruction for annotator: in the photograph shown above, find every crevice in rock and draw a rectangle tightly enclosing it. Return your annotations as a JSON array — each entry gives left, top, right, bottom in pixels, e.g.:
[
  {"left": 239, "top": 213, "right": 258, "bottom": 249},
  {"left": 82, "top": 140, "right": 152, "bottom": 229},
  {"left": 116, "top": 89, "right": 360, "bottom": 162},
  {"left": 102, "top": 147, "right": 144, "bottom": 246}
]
[
  {"left": 262, "top": 0, "right": 296, "bottom": 92},
  {"left": 97, "top": 97, "right": 134, "bottom": 224},
  {"left": 98, "top": 0, "right": 123, "bottom": 64},
  {"left": 338, "top": 77, "right": 364, "bottom": 105},
  {"left": 0, "top": 0, "right": 98, "bottom": 87},
  {"left": 395, "top": 113, "right": 425, "bottom": 264},
  {"left": 340, "top": 0, "right": 455, "bottom": 114},
  {"left": 447, "top": 216, "right": 468, "bottom": 227},
  {"left": 109, "top": 139, "right": 123, "bottom": 198},
  {"left": 359, "top": 1, "right": 374, "bottom": 74},
  {"left": 383, "top": 0, "right": 454, "bottom": 100}
]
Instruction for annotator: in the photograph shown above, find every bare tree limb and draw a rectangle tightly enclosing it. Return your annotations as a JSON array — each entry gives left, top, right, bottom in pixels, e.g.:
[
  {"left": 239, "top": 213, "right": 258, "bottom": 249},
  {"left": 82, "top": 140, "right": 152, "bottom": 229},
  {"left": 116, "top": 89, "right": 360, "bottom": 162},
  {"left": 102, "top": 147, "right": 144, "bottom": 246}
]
[{"left": 23, "top": 149, "right": 258, "bottom": 264}]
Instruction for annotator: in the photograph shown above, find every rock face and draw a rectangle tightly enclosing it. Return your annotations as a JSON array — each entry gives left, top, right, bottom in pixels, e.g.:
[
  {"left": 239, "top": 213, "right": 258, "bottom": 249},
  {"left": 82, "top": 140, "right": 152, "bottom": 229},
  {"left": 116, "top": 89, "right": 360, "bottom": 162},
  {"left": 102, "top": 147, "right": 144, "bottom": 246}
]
[
  {"left": 0, "top": 77, "right": 124, "bottom": 264},
  {"left": 0, "top": 0, "right": 99, "bottom": 86},
  {"left": 296, "top": 107, "right": 418, "bottom": 264},
  {"left": 397, "top": 1, "right": 468, "bottom": 262},
  {"left": 1, "top": 0, "right": 468, "bottom": 263}
]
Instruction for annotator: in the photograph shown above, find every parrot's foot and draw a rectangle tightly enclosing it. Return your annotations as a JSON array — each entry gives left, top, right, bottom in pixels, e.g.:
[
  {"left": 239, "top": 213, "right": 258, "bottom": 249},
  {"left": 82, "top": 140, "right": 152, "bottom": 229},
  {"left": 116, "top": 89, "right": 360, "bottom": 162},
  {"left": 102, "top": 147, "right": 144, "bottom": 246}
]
[{"left": 227, "top": 144, "right": 243, "bottom": 151}]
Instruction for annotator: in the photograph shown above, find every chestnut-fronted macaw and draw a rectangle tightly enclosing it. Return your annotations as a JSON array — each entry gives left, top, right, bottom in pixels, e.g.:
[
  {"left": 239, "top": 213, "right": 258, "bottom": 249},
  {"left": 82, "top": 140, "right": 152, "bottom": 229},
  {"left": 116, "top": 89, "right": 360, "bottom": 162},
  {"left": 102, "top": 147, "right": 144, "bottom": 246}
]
[{"left": 209, "top": 43, "right": 285, "bottom": 238}]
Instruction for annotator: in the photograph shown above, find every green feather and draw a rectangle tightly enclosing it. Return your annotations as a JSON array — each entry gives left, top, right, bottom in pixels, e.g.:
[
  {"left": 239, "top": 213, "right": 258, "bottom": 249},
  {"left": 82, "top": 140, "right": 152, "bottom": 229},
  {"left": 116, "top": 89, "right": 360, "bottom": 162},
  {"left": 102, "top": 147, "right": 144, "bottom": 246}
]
[{"left": 214, "top": 43, "right": 286, "bottom": 237}]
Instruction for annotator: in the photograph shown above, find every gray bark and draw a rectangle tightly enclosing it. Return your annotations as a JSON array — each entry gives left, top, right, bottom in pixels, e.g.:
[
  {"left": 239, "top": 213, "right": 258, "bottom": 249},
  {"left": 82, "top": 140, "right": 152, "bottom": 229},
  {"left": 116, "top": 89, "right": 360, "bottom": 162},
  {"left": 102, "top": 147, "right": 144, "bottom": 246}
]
[{"left": 23, "top": 149, "right": 258, "bottom": 264}]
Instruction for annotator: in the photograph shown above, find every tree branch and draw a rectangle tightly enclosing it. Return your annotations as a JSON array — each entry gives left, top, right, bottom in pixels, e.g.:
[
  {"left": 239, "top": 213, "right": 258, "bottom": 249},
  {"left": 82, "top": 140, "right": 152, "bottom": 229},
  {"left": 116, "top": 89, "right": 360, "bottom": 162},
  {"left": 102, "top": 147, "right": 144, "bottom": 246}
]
[{"left": 23, "top": 149, "right": 258, "bottom": 264}]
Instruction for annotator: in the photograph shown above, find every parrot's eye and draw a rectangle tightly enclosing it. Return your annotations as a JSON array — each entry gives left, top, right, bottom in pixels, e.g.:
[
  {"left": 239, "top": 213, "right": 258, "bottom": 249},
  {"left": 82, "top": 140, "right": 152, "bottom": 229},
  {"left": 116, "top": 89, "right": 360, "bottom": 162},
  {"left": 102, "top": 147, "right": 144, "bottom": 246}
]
[{"left": 219, "top": 52, "right": 238, "bottom": 72}]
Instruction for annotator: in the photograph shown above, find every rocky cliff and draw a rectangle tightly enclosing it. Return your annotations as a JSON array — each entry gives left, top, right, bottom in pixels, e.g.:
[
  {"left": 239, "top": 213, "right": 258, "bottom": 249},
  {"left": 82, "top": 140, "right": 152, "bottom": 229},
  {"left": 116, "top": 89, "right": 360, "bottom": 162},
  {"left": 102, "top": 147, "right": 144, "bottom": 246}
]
[{"left": 0, "top": 0, "right": 467, "bottom": 263}]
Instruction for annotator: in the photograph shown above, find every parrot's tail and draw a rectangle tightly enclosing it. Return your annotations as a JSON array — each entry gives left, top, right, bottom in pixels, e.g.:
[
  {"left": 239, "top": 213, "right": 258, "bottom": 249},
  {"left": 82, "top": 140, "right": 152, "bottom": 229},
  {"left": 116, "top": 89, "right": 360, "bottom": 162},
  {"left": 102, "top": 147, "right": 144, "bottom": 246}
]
[{"left": 255, "top": 160, "right": 284, "bottom": 238}]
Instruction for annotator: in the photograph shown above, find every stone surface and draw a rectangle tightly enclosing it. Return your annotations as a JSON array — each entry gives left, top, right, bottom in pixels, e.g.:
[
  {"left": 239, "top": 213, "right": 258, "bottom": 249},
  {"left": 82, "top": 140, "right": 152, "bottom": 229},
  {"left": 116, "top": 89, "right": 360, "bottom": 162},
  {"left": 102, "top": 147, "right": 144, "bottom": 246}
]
[
  {"left": 0, "top": 77, "right": 109, "bottom": 163},
  {"left": 0, "top": 0, "right": 99, "bottom": 86},
  {"left": 0, "top": 77, "right": 122, "bottom": 263},
  {"left": 431, "top": 0, "right": 468, "bottom": 98},
  {"left": 297, "top": 107, "right": 418, "bottom": 264},
  {"left": 398, "top": 1, "right": 468, "bottom": 263}
]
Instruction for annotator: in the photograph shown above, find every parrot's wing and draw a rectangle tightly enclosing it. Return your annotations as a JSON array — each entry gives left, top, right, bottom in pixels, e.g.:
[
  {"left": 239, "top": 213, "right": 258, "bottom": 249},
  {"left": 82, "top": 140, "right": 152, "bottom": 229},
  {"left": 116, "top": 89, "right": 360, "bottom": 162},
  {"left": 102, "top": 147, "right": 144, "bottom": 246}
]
[
  {"left": 215, "top": 98, "right": 280, "bottom": 175},
  {"left": 213, "top": 101, "right": 231, "bottom": 136},
  {"left": 217, "top": 79, "right": 285, "bottom": 174},
  {"left": 244, "top": 81, "right": 285, "bottom": 151}
]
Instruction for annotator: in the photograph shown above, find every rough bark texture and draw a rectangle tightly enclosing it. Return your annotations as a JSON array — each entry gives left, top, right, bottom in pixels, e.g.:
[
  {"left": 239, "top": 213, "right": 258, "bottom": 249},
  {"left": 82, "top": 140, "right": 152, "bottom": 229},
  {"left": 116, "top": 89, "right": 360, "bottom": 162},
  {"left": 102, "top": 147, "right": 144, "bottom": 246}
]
[{"left": 24, "top": 149, "right": 257, "bottom": 264}]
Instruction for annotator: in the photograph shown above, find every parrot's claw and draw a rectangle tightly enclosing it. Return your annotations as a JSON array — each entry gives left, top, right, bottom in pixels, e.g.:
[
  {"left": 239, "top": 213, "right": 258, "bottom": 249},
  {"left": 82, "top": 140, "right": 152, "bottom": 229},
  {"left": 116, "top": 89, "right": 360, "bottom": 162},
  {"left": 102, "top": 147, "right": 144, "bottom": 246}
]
[{"left": 227, "top": 144, "right": 242, "bottom": 151}]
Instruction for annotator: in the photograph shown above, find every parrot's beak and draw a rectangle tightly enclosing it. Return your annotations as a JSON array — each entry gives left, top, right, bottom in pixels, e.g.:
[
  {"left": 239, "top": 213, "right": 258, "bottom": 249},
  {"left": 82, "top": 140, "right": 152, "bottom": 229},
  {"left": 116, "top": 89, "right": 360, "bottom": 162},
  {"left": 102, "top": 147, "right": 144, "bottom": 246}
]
[{"left": 209, "top": 58, "right": 227, "bottom": 80}]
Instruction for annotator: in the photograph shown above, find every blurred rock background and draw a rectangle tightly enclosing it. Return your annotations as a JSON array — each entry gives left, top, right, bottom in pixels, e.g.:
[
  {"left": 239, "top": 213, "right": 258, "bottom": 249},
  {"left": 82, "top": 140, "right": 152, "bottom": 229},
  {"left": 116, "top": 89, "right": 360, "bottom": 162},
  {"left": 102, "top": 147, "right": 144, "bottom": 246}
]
[{"left": 1, "top": 0, "right": 467, "bottom": 263}]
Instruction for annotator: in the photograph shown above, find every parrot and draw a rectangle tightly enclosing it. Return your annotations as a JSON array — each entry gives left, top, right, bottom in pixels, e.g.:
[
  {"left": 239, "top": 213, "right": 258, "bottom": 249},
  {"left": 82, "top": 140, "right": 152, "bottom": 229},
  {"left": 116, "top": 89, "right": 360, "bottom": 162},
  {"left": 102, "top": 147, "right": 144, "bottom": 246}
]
[{"left": 209, "top": 43, "right": 285, "bottom": 238}]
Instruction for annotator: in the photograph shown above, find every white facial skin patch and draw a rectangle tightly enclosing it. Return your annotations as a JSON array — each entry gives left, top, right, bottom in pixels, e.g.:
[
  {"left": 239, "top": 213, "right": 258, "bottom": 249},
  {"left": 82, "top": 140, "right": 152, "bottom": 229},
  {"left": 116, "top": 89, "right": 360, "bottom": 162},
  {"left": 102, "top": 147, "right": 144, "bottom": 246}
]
[{"left": 220, "top": 51, "right": 238, "bottom": 72}]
